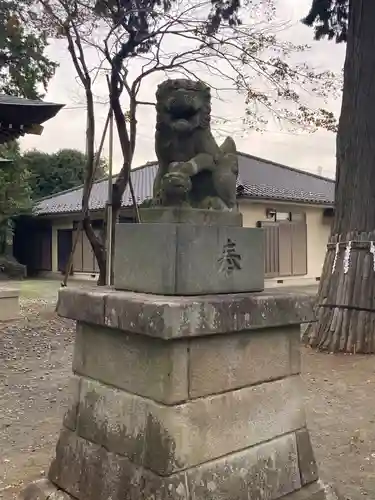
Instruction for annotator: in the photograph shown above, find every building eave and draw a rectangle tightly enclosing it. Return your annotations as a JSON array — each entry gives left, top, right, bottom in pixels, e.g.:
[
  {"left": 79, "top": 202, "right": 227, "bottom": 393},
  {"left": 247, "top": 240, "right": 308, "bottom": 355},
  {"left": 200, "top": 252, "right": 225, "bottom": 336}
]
[
  {"left": 0, "top": 94, "right": 64, "bottom": 144},
  {"left": 238, "top": 193, "right": 334, "bottom": 208}
]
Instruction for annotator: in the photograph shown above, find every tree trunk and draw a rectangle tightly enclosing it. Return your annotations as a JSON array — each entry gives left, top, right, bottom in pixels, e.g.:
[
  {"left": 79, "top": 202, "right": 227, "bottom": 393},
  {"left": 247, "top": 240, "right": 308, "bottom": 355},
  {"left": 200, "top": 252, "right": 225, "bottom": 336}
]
[
  {"left": 304, "top": 0, "right": 375, "bottom": 353},
  {"left": 83, "top": 217, "right": 106, "bottom": 286}
]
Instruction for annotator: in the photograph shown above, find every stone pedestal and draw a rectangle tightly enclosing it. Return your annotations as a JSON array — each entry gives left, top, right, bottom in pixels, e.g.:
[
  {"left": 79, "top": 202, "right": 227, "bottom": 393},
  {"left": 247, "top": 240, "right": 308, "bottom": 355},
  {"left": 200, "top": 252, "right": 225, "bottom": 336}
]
[
  {"left": 20, "top": 286, "right": 331, "bottom": 500},
  {"left": 139, "top": 207, "right": 243, "bottom": 226},
  {"left": 0, "top": 288, "right": 20, "bottom": 321},
  {"left": 114, "top": 223, "right": 264, "bottom": 294}
]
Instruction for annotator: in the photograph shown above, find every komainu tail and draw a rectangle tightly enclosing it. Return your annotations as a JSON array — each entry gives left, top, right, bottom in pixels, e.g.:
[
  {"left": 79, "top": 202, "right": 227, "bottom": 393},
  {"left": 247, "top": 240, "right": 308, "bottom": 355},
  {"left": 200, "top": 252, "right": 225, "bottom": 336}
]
[{"left": 220, "top": 136, "right": 237, "bottom": 155}]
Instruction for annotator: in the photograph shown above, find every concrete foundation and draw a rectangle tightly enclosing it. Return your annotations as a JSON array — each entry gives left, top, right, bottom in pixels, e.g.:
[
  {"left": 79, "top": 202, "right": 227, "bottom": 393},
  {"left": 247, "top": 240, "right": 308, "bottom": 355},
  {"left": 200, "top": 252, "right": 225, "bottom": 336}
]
[
  {"left": 0, "top": 288, "right": 20, "bottom": 321},
  {"left": 20, "top": 286, "right": 333, "bottom": 500}
]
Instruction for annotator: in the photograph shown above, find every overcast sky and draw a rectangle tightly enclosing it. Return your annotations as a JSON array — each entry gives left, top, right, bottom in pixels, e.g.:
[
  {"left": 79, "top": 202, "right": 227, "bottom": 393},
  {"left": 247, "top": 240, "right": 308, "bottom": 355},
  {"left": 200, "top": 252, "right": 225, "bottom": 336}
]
[{"left": 20, "top": 0, "right": 345, "bottom": 179}]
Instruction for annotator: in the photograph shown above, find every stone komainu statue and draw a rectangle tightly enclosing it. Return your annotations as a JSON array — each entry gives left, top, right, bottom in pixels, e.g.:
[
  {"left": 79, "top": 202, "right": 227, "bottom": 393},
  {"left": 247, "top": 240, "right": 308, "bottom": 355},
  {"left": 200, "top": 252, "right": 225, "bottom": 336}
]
[{"left": 153, "top": 79, "right": 239, "bottom": 211}]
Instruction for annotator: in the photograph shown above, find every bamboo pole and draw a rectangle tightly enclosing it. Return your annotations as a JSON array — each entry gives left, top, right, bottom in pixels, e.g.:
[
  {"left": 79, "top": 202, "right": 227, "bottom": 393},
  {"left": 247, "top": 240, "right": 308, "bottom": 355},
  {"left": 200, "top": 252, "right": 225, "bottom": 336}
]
[
  {"left": 105, "top": 74, "right": 140, "bottom": 224},
  {"left": 105, "top": 106, "right": 114, "bottom": 286},
  {"left": 61, "top": 109, "right": 111, "bottom": 287}
]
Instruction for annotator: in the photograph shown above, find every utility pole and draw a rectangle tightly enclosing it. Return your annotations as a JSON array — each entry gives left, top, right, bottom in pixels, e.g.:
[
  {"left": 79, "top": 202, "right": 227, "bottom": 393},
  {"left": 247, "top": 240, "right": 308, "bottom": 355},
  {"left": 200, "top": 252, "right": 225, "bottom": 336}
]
[{"left": 105, "top": 106, "right": 114, "bottom": 286}]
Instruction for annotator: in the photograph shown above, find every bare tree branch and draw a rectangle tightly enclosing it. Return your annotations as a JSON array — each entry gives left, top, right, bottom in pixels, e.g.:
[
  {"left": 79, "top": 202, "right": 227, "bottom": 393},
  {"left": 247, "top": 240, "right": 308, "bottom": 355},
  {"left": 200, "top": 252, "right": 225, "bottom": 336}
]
[{"left": 32, "top": 0, "right": 340, "bottom": 285}]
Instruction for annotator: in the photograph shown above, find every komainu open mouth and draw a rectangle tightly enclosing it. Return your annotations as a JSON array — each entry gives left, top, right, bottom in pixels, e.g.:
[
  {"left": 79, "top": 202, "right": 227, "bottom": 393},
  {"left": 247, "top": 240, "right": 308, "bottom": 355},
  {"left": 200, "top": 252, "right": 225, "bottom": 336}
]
[{"left": 168, "top": 103, "right": 197, "bottom": 121}]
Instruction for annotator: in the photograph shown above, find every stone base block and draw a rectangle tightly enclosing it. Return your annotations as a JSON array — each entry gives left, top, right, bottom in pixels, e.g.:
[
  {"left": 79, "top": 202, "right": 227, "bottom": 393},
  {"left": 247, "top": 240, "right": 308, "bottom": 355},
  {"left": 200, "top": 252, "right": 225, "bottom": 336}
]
[
  {"left": 45, "top": 428, "right": 308, "bottom": 500},
  {"left": 0, "top": 288, "right": 20, "bottom": 321},
  {"left": 57, "top": 287, "right": 315, "bottom": 340},
  {"left": 114, "top": 223, "right": 264, "bottom": 295},
  {"left": 71, "top": 322, "right": 301, "bottom": 404},
  {"left": 21, "top": 478, "right": 339, "bottom": 500},
  {"left": 139, "top": 207, "right": 243, "bottom": 226},
  {"left": 19, "top": 288, "right": 331, "bottom": 500},
  {"left": 20, "top": 479, "right": 71, "bottom": 500},
  {"left": 19, "top": 429, "right": 333, "bottom": 500},
  {"left": 63, "top": 375, "right": 306, "bottom": 475},
  {"left": 53, "top": 290, "right": 320, "bottom": 497}
]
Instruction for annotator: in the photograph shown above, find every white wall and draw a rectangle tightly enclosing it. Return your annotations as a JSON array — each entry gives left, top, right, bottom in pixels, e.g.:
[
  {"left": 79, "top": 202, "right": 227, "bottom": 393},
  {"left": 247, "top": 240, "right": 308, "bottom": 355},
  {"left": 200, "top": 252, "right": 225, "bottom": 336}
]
[
  {"left": 305, "top": 209, "right": 332, "bottom": 278},
  {"left": 239, "top": 200, "right": 332, "bottom": 281},
  {"left": 47, "top": 202, "right": 332, "bottom": 282}
]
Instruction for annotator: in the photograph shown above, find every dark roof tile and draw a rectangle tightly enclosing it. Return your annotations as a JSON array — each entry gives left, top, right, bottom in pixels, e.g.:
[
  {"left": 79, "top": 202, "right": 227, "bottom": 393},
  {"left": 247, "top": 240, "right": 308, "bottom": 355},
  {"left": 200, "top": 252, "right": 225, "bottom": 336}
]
[{"left": 34, "top": 154, "right": 334, "bottom": 216}]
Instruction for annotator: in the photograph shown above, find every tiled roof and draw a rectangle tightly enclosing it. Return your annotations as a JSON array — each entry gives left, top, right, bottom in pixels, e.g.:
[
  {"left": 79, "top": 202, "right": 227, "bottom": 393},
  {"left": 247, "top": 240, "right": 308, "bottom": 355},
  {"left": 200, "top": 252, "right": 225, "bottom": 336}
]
[
  {"left": 33, "top": 153, "right": 335, "bottom": 216},
  {"left": 33, "top": 162, "right": 159, "bottom": 215},
  {"left": 0, "top": 94, "right": 64, "bottom": 144},
  {"left": 236, "top": 153, "right": 334, "bottom": 205},
  {"left": 238, "top": 182, "right": 333, "bottom": 205}
]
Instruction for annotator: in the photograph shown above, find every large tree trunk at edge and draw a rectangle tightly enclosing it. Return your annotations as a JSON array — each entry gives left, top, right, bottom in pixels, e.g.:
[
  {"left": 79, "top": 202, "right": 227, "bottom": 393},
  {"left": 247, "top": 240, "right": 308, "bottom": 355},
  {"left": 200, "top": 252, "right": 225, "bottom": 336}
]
[{"left": 303, "top": 0, "right": 375, "bottom": 353}]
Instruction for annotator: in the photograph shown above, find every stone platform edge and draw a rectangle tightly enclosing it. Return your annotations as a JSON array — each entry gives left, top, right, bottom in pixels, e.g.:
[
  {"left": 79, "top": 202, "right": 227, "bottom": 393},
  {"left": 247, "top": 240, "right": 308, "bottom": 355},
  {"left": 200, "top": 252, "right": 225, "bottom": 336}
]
[
  {"left": 20, "top": 478, "right": 340, "bottom": 500},
  {"left": 0, "top": 288, "right": 20, "bottom": 322},
  {"left": 0, "top": 288, "right": 19, "bottom": 299},
  {"left": 56, "top": 286, "right": 316, "bottom": 339}
]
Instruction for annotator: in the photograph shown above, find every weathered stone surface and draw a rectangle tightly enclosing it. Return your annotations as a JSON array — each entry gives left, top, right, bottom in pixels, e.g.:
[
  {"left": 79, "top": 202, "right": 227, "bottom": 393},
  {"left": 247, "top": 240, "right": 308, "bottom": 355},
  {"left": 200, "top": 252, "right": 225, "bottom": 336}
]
[
  {"left": 48, "top": 428, "right": 187, "bottom": 500},
  {"left": 115, "top": 223, "right": 178, "bottom": 295},
  {"left": 48, "top": 490, "right": 73, "bottom": 500},
  {"left": 188, "top": 326, "right": 300, "bottom": 398},
  {"left": 74, "top": 322, "right": 302, "bottom": 402},
  {"left": 153, "top": 79, "right": 238, "bottom": 212},
  {"left": 56, "top": 287, "right": 106, "bottom": 325},
  {"left": 0, "top": 288, "right": 19, "bottom": 321},
  {"left": 62, "top": 376, "right": 80, "bottom": 431},
  {"left": 296, "top": 428, "right": 319, "bottom": 486},
  {"left": 21, "top": 478, "right": 330, "bottom": 500},
  {"left": 49, "top": 429, "right": 82, "bottom": 499},
  {"left": 318, "top": 481, "right": 344, "bottom": 500},
  {"left": 77, "top": 377, "right": 147, "bottom": 462},
  {"left": 146, "top": 375, "right": 305, "bottom": 474},
  {"left": 187, "top": 433, "right": 301, "bottom": 500},
  {"left": 21, "top": 273, "right": 327, "bottom": 500},
  {"left": 140, "top": 467, "right": 189, "bottom": 500},
  {"left": 139, "top": 207, "right": 243, "bottom": 226},
  {"left": 73, "top": 375, "right": 304, "bottom": 475},
  {"left": 290, "top": 326, "right": 302, "bottom": 375},
  {"left": 57, "top": 287, "right": 316, "bottom": 339},
  {"left": 105, "top": 290, "right": 316, "bottom": 338},
  {"left": 73, "top": 323, "right": 188, "bottom": 404},
  {"left": 0, "top": 255, "right": 25, "bottom": 280},
  {"left": 20, "top": 479, "right": 72, "bottom": 500},
  {"left": 178, "top": 225, "right": 264, "bottom": 295},
  {"left": 113, "top": 223, "right": 264, "bottom": 295},
  {"left": 280, "top": 482, "right": 328, "bottom": 500},
  {"left": 0, "top": 288, "right": 19, "bottom": 298},
  {"left": 21, "top": 479, "right": 57, "bottom": 500},
  {"left": 49, "top": 428, "right": 303, "bottom": 500}
]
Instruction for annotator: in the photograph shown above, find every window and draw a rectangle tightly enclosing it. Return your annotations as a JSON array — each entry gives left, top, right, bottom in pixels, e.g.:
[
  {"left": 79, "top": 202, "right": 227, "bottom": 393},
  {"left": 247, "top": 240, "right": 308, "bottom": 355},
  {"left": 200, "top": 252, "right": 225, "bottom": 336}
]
[
  {"left": 266, "top": 209, "right": 304, "bottom": 222},
  {"left": 275, "top": 211, "right": 291, "bottom": 221}
]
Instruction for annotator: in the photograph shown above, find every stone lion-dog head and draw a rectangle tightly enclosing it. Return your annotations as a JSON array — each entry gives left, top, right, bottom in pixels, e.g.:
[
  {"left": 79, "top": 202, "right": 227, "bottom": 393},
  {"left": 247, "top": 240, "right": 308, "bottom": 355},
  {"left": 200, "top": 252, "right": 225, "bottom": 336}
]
[{"left": 155, "top": 79, "right": 211, "bottom": 134}]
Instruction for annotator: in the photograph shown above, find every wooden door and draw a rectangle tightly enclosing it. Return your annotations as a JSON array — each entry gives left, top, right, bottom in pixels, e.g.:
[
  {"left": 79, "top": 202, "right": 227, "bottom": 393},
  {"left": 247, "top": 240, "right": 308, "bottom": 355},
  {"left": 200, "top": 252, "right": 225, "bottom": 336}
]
[
  {"left": 291, "top": 221, "right": 307, "bottom": 275},
  {"left": 57, "top": 229, "right": 72, "bottom": 273},
  {"left": 278, "top": 222, "right": 292, "bottom": 276},
  {"left": 262, "top": 222, "right": 280, "bottom": 277}
]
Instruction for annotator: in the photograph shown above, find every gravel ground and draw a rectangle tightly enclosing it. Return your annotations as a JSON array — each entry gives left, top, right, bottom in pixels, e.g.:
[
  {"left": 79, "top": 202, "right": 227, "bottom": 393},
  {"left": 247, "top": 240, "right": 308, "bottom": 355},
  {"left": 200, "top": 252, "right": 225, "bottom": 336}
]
[
  {"left": 0, "top": 282, "right": 374, "bottom": 500},
  {"left": 0, "top": 286, "right": 75, "bottom": 499}
]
